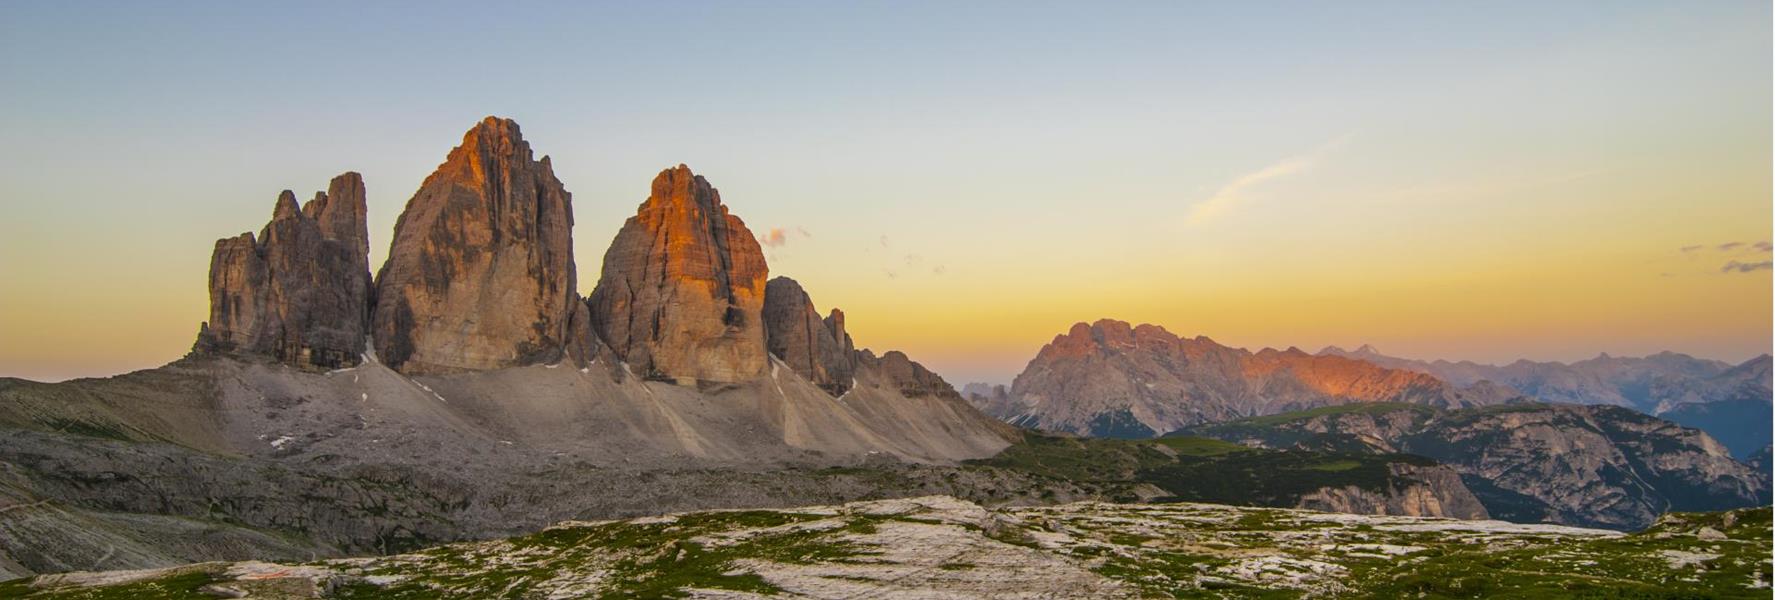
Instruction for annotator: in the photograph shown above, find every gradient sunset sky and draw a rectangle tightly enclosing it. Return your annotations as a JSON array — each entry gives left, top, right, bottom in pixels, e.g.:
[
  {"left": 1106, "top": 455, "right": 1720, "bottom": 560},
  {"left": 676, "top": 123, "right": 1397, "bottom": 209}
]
[{"left": 1, "top": 1, "right": 1770, "bottom": 384}]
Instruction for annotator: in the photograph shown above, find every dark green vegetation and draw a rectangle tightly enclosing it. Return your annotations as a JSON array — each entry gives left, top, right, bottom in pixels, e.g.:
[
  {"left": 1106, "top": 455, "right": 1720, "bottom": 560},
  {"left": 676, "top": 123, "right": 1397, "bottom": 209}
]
[{"left": 967, "top": 431, "right": 1437, "bottom": 506}]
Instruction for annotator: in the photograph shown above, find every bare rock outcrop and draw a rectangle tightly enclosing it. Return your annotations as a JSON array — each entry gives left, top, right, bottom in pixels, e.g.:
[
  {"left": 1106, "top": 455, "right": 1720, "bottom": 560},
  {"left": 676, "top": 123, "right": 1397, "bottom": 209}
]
[
  {"left": 195, "top": 173, "right": 372, "bottom": 369},
  {"left": 1295, "top": 463, "right": 1490, "bottom": 519},
  {"left": 762, "top": 277, "right": 855, "bottom": 394},
  {"left": 588, "top": 165, "right": 769, "bottom": 384},
  {"left": 371, "top": 117, "right": 589, "bottom": 374}
]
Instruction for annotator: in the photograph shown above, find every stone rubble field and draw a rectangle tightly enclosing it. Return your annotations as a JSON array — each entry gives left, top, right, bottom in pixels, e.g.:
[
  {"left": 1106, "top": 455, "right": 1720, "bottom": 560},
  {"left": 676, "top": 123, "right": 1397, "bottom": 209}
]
[{"left": 5, "top": 496, "right": 1768, "bottom": 599}]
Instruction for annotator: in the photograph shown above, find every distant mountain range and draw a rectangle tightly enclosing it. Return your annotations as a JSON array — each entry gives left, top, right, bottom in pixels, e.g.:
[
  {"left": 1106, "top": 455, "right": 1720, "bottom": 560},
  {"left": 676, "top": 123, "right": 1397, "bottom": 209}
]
[
  {"left": 968, "top": 320, "right": 1770, "bottom": 458},
  {"left": 963, "top": 320, "right": 1770, "bottom": 528},
  {"left": 1315, "top": 345, "right": 1772, "bottom": 458}
]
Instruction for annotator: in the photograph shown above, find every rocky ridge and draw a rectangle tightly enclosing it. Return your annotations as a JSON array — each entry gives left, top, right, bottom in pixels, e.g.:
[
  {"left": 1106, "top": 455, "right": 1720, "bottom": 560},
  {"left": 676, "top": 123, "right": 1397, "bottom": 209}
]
[
  {"left": 194, "top": 173, "right": 372, "bottom": 370},
  {"left": 997, "top": 319, "right": 1510, "bottom": 437}
]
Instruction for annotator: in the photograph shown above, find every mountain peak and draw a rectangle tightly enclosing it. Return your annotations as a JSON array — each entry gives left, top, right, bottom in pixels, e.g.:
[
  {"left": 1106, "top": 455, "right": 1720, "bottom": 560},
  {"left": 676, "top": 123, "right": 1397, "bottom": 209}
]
[
  {"left": 271, "top": 190, "right": 301, "bottom": 220},
  {"left": 589, "top": 165, "right": 769, "bottom": 384},
  {"left": 196, "top": 174, "right": 373, "bottom": 370},
  {"left": 371, "top": 117, "right": 589, "bottom": 373}
]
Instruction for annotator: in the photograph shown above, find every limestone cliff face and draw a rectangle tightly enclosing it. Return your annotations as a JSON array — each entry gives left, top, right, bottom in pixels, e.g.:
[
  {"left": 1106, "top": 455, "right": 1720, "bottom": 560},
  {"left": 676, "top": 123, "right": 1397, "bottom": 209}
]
[
  {"left": 762, "top": 277, "right": 855, "bottom": 394},
  {"left": 371, "top": 117, "right": 589, "bottom": 374},
  {"left": 1295, "top": 464, "right": 1489, "bottom": 519},
  {"left": 1002, "top": 319, "right": 1490, "bottom": 437},
  {"left": 588, "top": 165, "right": 769, "bottom": 384},
  {"left": 195, "top": 173, "right": 372, "bottom": 370},
  {"left": 1185, "top": 403, "right": 1770, "bottom": 530}
]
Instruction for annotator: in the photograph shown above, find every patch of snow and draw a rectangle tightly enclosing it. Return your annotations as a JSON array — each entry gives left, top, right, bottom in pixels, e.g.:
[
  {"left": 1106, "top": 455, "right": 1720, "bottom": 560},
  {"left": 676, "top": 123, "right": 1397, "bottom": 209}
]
[
  {"left": 268, "top": 436, "right": 294, "bottom": 449},
  {"left": 410, "top": 380, "right": 447, "bottom": 403}
]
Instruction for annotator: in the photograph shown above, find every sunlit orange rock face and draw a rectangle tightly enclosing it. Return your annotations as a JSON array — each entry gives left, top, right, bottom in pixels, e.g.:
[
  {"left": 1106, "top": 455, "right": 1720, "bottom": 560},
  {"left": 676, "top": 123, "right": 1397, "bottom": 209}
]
[
  {"left": 1000, "top": 319, "right": 1498, "bottom": 437},
  {"left": 196, "top": 173, "right": 372, "bottom": 369},
  {"left": 588, "top": 165, "right": 769, "bottom": 384},
  {"left": 371, "top": 117, "right": 592, "bottom": 374}
]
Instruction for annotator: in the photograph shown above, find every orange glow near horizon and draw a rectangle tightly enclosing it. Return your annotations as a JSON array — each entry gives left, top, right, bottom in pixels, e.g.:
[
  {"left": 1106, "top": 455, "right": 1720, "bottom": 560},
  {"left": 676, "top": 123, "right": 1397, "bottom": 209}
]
[{"left": 1, "top": 2, "right": 1768, "bottom": 385}]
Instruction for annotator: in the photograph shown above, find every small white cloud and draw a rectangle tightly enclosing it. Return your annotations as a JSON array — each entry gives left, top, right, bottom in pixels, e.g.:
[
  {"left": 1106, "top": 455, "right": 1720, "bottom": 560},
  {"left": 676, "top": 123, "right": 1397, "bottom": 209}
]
[{"left": 1184, "top": 138, "right": 1345, "bottom": 226}]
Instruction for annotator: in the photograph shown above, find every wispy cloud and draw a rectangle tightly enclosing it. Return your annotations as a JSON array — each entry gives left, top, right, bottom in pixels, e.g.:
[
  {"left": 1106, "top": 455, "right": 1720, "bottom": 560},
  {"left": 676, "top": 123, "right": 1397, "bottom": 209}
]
[
  {"left": 759, "top": 226, "right": 811, "bottom": 249},
  {"left": 1721, "top": 260, "right": 1772, "bottom": 273},
  {"left": 1184, "top": 138, "right": 1344, "bottom": 226},
  {"left": 1676, "top": 240, "right": 1771, "bottom": 256},
  {"left": 759, "top": 228, "right": 788, "bottom": 248}
]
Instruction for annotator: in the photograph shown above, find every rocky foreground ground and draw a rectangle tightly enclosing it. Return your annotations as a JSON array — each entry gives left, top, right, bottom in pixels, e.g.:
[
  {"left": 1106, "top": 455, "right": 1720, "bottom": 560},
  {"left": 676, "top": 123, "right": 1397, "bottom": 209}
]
[{"left": 5, "top": 496, "right": 1767, "bottom": 599}]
